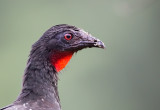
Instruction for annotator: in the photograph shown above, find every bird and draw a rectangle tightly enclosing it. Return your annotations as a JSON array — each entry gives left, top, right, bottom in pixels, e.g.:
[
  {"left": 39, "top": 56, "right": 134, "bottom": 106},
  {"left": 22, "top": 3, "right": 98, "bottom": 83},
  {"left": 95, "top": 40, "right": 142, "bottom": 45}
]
[{"left": 0, "top": 24, "right": 105, "bottom": 110}]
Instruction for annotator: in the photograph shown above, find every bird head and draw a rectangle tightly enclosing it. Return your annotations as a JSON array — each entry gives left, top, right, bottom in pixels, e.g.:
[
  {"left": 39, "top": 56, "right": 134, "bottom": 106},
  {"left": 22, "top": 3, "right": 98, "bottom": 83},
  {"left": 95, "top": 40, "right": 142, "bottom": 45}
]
[{"left": 31, "top": 24, "right": 105, "bottom": 72}]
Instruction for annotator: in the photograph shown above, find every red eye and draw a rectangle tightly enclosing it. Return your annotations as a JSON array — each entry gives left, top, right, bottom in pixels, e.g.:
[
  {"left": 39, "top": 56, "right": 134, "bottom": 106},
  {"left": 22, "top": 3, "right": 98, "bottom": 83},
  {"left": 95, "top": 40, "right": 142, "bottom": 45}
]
[{"left": 64, "top": 34, "right": 72, "bottom": 40}]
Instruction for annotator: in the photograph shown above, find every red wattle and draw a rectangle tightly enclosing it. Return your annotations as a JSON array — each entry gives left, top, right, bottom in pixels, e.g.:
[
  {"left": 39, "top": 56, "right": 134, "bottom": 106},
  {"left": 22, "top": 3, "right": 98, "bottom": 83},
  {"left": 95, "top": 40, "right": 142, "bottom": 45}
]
[{"left": 50, "top": 51, "right": 74, "bottom": 72}]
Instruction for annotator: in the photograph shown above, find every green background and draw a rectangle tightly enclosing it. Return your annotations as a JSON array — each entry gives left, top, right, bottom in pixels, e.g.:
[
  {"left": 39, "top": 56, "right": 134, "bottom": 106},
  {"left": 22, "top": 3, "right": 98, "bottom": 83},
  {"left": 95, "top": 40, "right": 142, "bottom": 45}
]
[{"left": 0, "top": 0, "right": 160, "bottom": 110}]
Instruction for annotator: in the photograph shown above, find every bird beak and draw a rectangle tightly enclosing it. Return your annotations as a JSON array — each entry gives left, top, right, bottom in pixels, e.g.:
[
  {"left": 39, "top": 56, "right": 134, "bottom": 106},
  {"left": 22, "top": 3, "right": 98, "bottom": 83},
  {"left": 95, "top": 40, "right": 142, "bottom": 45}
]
[
  {"left": 78, "top": 30, "right": 105, "bottom": 49},
  {"left": 81, "top": 35, "right": 106, "bottom": 49},
  {"left": 94, "top": 39, "right": 106, "bottom": 49}
]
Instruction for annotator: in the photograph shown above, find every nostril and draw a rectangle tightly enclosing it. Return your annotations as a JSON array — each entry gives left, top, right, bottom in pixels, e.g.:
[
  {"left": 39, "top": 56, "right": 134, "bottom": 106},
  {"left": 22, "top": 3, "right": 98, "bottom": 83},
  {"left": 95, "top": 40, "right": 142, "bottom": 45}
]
[{"left": 94, "top": 39, "right": 97, "bottom": 42}]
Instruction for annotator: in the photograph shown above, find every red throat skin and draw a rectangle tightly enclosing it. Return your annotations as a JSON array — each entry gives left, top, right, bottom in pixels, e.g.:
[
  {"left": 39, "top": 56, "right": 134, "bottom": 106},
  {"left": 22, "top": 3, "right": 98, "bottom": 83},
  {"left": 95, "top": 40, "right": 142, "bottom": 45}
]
[{"left": 50, "top": 51, "right": 74, "bottom": 72}]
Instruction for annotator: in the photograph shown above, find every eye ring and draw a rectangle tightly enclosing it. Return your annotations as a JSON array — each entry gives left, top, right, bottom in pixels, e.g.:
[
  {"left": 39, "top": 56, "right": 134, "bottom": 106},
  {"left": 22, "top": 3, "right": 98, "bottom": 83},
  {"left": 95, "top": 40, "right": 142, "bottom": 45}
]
[{"left": 64, "top": 33, "right": 72, "bottom": 40}]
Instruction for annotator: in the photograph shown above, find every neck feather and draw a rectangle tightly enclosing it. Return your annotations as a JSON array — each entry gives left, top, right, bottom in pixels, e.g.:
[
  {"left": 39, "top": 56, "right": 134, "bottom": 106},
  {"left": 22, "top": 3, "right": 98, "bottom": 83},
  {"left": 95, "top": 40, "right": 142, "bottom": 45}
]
[
  {"left": 15, "top": 46, "right": 74, "bottom": 108},
  {"left": 16, "top": 50, "right": 60, "bottom": 106}
]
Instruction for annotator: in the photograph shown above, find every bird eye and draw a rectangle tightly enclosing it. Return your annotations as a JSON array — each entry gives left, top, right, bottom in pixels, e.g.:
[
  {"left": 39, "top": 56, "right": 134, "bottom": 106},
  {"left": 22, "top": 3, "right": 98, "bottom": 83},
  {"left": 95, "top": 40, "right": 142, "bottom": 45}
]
[{"left": 64, "top": 34, "right": 72, "bottom": 40}]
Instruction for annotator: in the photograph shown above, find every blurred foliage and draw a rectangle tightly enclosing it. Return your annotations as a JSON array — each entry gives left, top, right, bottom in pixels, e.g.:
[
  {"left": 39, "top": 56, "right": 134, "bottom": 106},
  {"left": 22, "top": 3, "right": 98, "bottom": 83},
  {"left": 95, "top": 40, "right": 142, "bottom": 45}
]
[{"left": 0, "top": 0, "right": 160, "bottom": 110}]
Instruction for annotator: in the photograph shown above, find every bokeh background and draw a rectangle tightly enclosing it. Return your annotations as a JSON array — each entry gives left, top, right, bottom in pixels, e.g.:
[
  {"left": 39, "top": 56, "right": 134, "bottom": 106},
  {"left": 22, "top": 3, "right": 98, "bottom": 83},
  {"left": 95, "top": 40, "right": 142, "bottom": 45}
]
[{"left": 0, "top": 0, "right": 160, "bottom": 110}]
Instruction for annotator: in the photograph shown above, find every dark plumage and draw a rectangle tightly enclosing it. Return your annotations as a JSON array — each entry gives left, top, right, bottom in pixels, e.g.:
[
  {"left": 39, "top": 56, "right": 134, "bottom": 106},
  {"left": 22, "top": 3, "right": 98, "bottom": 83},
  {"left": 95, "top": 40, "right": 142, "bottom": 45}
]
[{"left": 1, "top": 24, "right": 105, "bottom": 110}]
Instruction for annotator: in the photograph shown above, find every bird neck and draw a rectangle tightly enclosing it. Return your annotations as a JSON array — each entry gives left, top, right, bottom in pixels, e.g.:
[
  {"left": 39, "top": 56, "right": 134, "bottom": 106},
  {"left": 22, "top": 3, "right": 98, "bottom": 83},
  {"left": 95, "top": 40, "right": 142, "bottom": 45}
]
[{"left": 16, "top": 51, "right": 60, "bottom": 106}]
